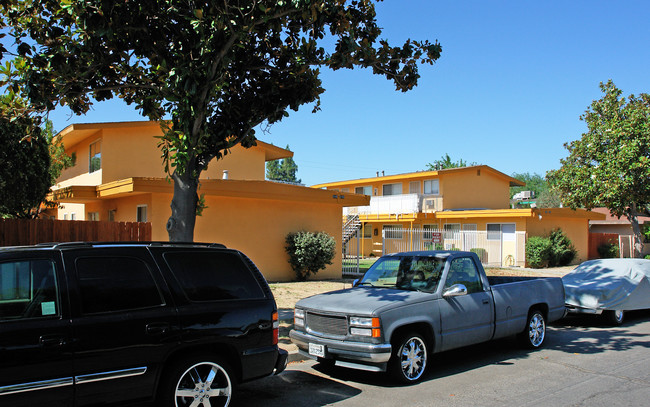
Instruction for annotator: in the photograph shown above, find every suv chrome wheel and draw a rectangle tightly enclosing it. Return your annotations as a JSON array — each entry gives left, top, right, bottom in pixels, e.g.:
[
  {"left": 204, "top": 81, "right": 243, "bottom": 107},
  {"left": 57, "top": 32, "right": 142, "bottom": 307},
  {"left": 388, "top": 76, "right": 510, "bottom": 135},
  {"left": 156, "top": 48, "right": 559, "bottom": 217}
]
[{"left": 174, "top": 361, "right": 232, "bottom": 407}]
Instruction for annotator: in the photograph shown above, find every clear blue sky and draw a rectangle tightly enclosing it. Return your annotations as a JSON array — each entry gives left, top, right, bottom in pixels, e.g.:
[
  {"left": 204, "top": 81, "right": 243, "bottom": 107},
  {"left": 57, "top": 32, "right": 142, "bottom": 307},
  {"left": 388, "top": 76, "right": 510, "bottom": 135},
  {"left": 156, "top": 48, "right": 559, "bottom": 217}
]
[{"left": 46, "top": 0, "right": 650, "bottom": 186}]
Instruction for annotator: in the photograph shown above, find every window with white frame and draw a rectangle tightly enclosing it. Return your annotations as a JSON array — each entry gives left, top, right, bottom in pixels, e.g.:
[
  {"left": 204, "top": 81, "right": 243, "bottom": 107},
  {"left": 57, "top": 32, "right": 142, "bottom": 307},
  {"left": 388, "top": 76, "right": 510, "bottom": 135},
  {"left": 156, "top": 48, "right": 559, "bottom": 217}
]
[
  {"left": 382, "top": 183, "right": 402, "bottom": 196},
  {"left": 423, "top": 179, "right": 439, "bottom": 195},
  {"left": 136, "top": 205, "right": 148, "bottom": 223},
  {"left": 70, "top": 213, "right": 76, "bottom": 221},
  {"left": 409, "top": 181, "right": 420, "bottom": 194},
  {"left": 383, "top": 225, "right": 403, "bottom": 239},
  {"left": 355, "top": 186, "right": 372, "bottom": 195},
  {"left": 88, "top": 212, "right": 99, "bottom": 221},
  {"left": 89, "top": 140, "right": 101, "bottom": 173}
]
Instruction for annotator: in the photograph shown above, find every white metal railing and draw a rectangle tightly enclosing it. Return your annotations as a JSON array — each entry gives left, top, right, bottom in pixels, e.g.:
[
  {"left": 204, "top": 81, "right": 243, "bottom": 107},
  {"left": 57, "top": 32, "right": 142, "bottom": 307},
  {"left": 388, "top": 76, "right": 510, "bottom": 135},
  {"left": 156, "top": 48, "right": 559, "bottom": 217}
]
[
  {"left": 360, "top": 228, "right": 528, "bottom": 268},
  {"left": 344, "top": 194, "right": 443, "bottom": 216}
]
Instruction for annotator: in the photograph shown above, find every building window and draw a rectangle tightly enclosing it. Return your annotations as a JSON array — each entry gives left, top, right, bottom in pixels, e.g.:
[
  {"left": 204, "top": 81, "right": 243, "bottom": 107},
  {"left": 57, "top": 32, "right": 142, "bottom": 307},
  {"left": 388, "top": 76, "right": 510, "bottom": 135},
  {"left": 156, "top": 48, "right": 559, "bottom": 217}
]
[
  {"left": 424, "top": 179, "right": 439, "bottom": 195},
  {"left": 383, "top": 225, "right": 403, "bottom": 239},
  {"left": 70, "top": 213, "right": 77, "bottom": 221},
  {"left": 443, "top": 223, "right": 460, "bottom": 239},
  {"left": 423, "top": 224, "right": 438, "bottom": 240},
  {"left": 488, "top": 224, "right": 516, "bottom": 241},
  {"left": 136, "top": 205, "right": 148, "bottom": 223},
  {"left": 108, "top": 210, "right": 116, "bottom": 222},
  {"left": 88, "top": 212, "right": 99, "bottom": 221},
  {"left": 355, "top": 186, "right": 372, "bottom": 196},
  {"left": 89, "top": 140, "right": 101, "bottom": 173},
  {"left": 409, "top": 181, "right": 420, "bottom": 194},
  {"left": 363, "top": 223, "right": 373, "bottom": 238},
  {"left": 382, "top": 183, "right": 402, "bottom": 196},
  {"left": 63, "top": 214, "right": 68, "bottom": 220}
]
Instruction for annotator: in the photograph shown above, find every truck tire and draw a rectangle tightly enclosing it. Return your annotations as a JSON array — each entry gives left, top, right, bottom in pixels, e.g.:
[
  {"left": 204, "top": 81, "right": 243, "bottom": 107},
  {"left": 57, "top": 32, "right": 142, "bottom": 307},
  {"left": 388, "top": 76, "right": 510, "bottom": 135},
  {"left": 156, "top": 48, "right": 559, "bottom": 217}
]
[
  {"left": 518, "top": 309, "right": 546, "bottom": 349},
  {"left": 388, "top": 332, "right": 428, "bottom": 384},
  {"left": 604, "top": 310, "right": 624, "bottom": 326},
  {"left": 159, "top": 354, "right": 234, "bottom": 407}
]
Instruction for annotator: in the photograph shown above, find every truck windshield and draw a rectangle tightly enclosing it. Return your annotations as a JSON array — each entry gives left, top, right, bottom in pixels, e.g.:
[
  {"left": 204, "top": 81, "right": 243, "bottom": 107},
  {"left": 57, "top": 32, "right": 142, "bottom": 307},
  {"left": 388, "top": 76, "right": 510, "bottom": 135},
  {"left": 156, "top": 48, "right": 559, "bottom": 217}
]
[{"left": 358, "top": 256, "right": 444, "bottom": 292}]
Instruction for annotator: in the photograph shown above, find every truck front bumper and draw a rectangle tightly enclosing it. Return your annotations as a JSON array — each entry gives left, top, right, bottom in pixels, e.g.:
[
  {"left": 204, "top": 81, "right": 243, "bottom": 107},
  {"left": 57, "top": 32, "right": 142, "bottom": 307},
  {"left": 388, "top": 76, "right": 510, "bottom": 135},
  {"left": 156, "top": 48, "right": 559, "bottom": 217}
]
[{"left": 290, "top": 329, "right": 392, "bottom": 365}]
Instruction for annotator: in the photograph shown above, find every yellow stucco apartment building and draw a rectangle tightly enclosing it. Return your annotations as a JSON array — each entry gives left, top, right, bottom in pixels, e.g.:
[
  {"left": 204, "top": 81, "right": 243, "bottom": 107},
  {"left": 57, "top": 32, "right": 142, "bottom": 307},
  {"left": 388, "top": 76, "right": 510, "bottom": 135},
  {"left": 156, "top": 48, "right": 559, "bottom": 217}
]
[
  {"left": 48, "top": 121, "right": 368, "bottom": 281},
  {"left": 313, "top": 166, "right": 605, "bottom": 267}
]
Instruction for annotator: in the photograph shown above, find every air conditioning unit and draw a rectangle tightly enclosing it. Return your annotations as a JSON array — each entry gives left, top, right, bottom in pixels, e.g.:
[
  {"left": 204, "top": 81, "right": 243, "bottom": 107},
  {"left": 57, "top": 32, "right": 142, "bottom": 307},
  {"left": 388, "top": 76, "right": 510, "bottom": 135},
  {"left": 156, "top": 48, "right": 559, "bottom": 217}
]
[{"left": 423, "top": 198, "right": 436, "bottom": 212}]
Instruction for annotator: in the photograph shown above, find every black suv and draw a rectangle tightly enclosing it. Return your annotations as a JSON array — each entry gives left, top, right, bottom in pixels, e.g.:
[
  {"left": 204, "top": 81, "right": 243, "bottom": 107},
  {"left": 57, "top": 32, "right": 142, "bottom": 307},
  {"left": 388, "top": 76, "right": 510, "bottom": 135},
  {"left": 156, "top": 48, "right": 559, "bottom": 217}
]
[{"left": 0, "top": 242, "right": 287, "bottom": 407}]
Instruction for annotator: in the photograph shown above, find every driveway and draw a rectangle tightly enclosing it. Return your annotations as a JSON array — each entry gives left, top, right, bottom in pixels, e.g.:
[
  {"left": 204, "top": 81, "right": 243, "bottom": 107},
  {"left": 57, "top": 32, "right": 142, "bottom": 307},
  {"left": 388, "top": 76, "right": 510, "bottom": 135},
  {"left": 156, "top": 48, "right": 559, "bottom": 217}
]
[{"left": 237, "top": 310, "right": 650, "bottom": 406}]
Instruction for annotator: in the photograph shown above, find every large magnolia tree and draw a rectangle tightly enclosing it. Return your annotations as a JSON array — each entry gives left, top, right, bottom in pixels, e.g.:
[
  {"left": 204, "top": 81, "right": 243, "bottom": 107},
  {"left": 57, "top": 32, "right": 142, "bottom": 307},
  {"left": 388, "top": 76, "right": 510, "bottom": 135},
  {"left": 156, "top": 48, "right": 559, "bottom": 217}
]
[
  {"left": 548, "top": 80, "right": 650, "bottom": 257},
  {"left": 1, "top": 0, "right": 441, "bottom": 241}
]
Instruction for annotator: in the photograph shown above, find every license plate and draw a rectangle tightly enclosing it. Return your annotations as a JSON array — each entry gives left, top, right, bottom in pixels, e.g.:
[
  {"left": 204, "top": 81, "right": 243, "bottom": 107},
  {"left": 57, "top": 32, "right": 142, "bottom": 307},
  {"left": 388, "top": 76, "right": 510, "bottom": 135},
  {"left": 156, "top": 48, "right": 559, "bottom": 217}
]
[{"left": 308, "top": 343, "right": 325, "bottom": 358}]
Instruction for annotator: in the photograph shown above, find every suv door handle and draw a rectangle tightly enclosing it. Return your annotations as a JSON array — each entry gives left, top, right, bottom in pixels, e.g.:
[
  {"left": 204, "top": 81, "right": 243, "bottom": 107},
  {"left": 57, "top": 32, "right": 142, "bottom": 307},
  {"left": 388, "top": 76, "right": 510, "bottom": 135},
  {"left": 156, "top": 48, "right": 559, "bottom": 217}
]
[
  {"left": 40, "top": 335, "right": 66, "bottom": 347},
  {"left": 482, "top": 299, "right": 490, "bottom": 305},
  {"left": 146, "top": 323, "right": 170, "bottom": 335}
]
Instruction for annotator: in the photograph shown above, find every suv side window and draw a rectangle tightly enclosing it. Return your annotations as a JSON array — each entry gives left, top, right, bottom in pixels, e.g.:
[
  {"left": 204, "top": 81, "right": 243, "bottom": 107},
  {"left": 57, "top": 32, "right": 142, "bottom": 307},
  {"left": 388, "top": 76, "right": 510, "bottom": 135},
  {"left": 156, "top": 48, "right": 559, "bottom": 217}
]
[
  {"left": 164, "top": 251, "right": 265, "bottom": 301},
  {"left": 75, "top": 257, "right": 164, "bottom": 314},
  {"left": 445, "top": 257, "right": 483, "bottom": 294},
  {"left": 0, "top": 259, "right": 59, "bottom": 320}
]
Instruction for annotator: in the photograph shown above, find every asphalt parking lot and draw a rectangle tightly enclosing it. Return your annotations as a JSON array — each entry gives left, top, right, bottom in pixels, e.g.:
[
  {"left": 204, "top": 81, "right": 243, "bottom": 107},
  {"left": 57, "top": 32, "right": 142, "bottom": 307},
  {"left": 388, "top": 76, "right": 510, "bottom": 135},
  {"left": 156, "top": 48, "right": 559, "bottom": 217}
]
[{"left": 236, "top": 310, "right": 650, "bottom": 407}]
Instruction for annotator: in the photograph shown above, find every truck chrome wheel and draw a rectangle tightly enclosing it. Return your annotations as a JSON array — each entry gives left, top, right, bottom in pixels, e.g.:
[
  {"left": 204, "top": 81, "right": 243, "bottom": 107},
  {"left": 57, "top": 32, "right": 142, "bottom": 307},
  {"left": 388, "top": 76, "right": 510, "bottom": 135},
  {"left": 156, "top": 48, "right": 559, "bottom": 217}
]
[
  {"left": 174, "top": 361, "right": 232, "bottom": 407},
  {"left": 526, "top": 311, "right": 546, "bottom": 348},
  {"left": 518, "top": 310, "right": 546, "bottom": 349},
  {"left": 390, "top": 333, "right": 428, "bottom": 383}
]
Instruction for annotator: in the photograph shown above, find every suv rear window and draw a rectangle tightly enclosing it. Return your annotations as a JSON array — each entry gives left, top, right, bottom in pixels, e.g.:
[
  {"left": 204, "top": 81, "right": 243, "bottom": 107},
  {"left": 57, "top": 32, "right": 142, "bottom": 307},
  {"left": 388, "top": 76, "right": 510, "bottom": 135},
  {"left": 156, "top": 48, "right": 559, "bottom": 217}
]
[{"left": 164, "top": 251, "right": 265, "bottom": 301}]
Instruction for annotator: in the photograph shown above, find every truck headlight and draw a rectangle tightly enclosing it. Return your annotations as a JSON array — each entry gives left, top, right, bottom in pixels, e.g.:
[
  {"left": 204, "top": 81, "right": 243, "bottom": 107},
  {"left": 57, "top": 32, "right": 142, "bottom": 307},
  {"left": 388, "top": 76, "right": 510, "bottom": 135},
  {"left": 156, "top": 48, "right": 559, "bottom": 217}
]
[
  {"left": 294, "top": 308, "right": 305, "bottom": 328},
  {"left": 349, "top": 316, "right": 381, "bottom": 338}
]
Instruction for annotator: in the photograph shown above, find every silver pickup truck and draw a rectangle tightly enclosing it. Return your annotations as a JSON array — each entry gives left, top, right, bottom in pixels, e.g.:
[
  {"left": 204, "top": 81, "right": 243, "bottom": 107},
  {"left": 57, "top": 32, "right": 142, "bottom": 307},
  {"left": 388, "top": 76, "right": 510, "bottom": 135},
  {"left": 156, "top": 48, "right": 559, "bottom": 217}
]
[{"left": 290, "top": 250, "right": 566, "bottom": 383}]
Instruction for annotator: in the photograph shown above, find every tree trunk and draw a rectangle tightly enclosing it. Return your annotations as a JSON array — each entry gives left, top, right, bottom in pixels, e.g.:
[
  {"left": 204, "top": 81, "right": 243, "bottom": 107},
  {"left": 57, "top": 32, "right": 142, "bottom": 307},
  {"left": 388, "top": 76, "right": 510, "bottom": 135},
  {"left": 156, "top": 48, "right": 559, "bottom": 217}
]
[
  {"left": 166, "top": 169, "right": 199, "bottom": 242},
  {"left": 627, "top": 204, "right": 645, "bottom": 258}
]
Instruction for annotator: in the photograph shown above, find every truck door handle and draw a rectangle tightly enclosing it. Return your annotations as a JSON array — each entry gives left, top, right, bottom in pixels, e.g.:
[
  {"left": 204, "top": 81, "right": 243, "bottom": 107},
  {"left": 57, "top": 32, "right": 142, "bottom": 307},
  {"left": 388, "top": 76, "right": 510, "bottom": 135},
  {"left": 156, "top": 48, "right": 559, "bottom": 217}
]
[
  {"left": 482, "top": 299, "right": 490, "bottom": 305},
  {"left": 146, "top": 323, "right": 170, "bottom": 335}
]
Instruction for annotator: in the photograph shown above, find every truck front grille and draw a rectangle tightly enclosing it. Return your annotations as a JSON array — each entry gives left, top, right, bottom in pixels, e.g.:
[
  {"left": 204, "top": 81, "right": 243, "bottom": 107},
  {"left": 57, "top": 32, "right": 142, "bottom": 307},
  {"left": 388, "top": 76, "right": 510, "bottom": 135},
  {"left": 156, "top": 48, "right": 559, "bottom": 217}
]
[{"left": 306, "top": 312, "right": 348, "bottom": 336}]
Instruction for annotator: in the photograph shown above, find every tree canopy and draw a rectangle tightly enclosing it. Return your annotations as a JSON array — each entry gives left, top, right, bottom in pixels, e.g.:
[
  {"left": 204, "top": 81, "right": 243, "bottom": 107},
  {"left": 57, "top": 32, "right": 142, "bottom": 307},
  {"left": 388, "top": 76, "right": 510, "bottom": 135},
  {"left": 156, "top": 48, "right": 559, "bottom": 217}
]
[
  {"left": 1, "top": 0, "right": 441, "bottom": 241},
  {"left": 0, "top": 99, "right": 51, "bottom": 218},
  {"left": 266, "top": 145, "right": 301, "bottom": 184},
  {"left": 547, "top": 80, "right": 650, "bottom": 257},
  {"left": 426, "top": 153, "right": 477, "bottom": 171}
]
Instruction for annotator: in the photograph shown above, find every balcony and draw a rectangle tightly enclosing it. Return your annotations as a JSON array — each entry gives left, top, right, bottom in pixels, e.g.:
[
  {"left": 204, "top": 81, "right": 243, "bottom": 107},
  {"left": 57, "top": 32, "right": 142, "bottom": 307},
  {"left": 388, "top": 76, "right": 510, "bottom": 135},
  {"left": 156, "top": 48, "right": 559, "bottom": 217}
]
[{"left": 343, "top": 194, "right": 443, "bottom": 217}]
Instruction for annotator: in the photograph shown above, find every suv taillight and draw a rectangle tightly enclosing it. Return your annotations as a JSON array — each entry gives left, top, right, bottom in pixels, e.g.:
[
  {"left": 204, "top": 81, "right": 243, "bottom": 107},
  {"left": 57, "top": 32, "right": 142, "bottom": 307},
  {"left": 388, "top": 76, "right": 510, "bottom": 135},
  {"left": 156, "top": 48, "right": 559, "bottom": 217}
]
[{"left": 272, "top": 311, "right": 279, "bottom": 345}]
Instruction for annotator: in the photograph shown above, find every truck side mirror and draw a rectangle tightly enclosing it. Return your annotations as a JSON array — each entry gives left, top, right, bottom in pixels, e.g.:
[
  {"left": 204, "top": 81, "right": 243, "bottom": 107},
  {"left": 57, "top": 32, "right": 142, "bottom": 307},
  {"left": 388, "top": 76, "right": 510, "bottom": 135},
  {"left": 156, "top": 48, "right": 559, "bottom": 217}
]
[{"left": 443, "top": 284, "right": 468, "bottom": 298}]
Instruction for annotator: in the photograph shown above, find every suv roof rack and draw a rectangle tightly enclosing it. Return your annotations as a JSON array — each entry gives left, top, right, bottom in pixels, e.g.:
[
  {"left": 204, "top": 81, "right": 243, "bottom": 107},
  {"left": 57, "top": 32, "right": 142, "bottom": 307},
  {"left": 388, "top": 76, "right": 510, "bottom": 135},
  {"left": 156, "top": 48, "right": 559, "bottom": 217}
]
[{"left": 48, "top": 241, "right": 227, "bottom": 249}]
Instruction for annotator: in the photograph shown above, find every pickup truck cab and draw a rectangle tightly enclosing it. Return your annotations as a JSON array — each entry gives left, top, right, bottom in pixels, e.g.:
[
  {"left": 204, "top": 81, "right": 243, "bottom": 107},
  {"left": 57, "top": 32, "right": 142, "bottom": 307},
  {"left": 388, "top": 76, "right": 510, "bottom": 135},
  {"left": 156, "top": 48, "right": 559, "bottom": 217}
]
[{"left": 290, "top": 251, "right": 566, "bottom": 383}]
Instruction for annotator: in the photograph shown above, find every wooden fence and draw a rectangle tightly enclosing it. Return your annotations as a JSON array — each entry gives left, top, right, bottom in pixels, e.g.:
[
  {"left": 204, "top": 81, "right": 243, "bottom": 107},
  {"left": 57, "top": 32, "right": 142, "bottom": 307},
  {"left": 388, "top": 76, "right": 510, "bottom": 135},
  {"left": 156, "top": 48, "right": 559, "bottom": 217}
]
[
  {"left": 0, "top": 219, "right": 151, "bottom": 247},
  {"left": 588, "top": 232, "right": 619, "bottom": 259}
]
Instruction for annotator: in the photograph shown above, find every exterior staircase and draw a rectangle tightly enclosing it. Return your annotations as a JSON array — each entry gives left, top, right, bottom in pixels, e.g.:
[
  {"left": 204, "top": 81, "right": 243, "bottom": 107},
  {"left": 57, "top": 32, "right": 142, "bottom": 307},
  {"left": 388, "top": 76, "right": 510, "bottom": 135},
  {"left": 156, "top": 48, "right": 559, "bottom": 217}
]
[{"left": 342, "top": 215, "right": 362, "bottom": 247}]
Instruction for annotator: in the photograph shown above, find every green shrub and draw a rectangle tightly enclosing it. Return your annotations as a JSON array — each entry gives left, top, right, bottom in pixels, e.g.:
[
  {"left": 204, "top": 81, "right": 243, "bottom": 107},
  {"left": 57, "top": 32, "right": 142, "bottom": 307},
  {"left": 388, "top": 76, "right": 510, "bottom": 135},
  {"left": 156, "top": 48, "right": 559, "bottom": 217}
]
[
  {"left": 526, "top": 236, "right": 552, "bottom": 268},
  {"left": 285, "top": 231, "right": 336, "bottom": 281},
  {"left": 470, "top": 248, "right": 488, "bottom": 263},
  {"left": 548, "top": 229, "right": 577, "bottom": 267},
  {"left": 645, "top": 254, "right": 650, "bottom": 260},
  {"left": 597, "top": 243, "right": 619, "bottom": 259}
]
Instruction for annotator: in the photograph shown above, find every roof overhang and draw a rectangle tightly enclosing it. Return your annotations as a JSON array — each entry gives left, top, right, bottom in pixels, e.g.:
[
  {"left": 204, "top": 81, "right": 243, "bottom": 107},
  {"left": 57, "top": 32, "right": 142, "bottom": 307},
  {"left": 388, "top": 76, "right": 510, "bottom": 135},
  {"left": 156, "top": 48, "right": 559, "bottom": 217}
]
[
  {"left": 434, "top": 207, "right": 606, "bottom": 220},
  {"left": 50, "top": 178, "right": 369, "bottom": 207},
  {"left": 312, "top": 165, "right": 525, "bottom": 189}
]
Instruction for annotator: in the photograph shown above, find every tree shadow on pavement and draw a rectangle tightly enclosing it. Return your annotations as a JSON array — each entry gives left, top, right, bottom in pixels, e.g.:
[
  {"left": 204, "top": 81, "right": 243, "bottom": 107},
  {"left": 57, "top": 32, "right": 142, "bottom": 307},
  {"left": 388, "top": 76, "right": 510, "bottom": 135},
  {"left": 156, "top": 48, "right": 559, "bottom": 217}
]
[
  {"left": 546, "top": 309, "right": 650, "bottom": 355},
  {"left": 235, "top": 369, "right": 362, "bottom": 407}
]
